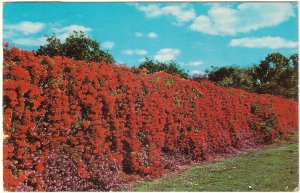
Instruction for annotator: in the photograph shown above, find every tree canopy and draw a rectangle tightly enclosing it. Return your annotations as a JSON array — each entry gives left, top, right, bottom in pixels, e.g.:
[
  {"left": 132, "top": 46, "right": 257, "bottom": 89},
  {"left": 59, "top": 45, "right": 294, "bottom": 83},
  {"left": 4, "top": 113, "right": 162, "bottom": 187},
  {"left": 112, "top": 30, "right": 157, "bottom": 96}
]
[
  {"left": 136, "top": 58, "right": 189, "bottom": 79},
  {"left": 37, "top": 31, "right": 115, "bottom": 64},
  {"left": 207, "top": 66, "right": 254, "bottom": 92},
  {"left": 204, "top": 53, "right": 298, "bottom": 100},
  {"left": 252, "top": 53, "right": 298, "bottom": 99}
]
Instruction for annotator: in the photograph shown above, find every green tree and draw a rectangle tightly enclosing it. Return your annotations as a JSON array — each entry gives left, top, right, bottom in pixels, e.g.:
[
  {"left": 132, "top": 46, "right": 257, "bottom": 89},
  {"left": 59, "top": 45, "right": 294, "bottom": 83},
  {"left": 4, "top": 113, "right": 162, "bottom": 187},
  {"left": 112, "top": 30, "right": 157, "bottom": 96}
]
[
  {"left": 136, "top": 58, "right": 189, "bottom": 79},
  {"left": 206, "top": 53, "right": 298, "bottom": 100},
  {"left": 37, "top": 31, "right": 115, "bottom": 64},
  {"left": 37, "top": 35, "right": 62, "bottom": 57},
  {"left": 208, "top": 66, "right": 254, "bottom": 92},
  {"left": 289, "top": 53, "right": 298, "bottom": 80},
  {"left": 252, "top": 53, "right": 298, "bottom": 99}
]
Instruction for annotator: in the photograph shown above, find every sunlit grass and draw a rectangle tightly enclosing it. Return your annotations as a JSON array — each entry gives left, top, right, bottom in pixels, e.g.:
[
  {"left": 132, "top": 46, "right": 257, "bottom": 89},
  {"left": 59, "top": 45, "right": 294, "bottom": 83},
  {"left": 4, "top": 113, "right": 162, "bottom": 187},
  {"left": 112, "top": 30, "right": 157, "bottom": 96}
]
[{"left": 130, "top": 133, "right": 298, "bottom": 191}]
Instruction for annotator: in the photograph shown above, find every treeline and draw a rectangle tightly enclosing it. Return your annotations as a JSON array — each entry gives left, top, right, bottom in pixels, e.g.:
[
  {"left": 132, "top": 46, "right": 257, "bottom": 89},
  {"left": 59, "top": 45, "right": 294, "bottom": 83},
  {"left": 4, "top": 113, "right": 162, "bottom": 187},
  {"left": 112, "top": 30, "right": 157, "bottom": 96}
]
[
  {"left": 35, "top": 31, "right": 298, "bottom": 100},
  {"left": 203, "top": 53, "right": 298, "bottom": 100},
  {"left": 135, "top": 54, "right": 298, "bottom": 100}
]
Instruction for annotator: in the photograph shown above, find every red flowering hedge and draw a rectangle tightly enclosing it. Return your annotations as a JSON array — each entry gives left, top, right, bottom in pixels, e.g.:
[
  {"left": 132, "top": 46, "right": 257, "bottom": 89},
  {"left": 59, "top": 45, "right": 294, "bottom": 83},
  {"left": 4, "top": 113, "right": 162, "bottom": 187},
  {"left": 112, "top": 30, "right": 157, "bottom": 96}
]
[{"left": 3, "top": 47, "right": 298, "bottom": 191}]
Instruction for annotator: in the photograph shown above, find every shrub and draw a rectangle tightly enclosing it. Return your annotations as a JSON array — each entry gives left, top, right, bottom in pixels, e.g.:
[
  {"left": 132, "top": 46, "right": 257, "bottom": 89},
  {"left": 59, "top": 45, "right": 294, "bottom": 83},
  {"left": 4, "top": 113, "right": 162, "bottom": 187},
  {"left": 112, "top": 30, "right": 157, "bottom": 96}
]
[
  {"left": 136, "top": 58, "right": 189, "bottom": 79},
  {"left": 37, "top": 31, "right": 115, "bottom": 64},
  {"left": 3, "top": 47, "right": 298, "bottom": 191}
]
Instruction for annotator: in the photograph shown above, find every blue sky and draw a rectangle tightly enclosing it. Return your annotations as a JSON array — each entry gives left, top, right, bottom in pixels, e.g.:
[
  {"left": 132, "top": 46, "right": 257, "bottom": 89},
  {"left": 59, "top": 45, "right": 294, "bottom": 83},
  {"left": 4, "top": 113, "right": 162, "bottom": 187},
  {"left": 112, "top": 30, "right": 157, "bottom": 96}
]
[{"left": 3, "top": 2, "right": 298, "bottom": 75}]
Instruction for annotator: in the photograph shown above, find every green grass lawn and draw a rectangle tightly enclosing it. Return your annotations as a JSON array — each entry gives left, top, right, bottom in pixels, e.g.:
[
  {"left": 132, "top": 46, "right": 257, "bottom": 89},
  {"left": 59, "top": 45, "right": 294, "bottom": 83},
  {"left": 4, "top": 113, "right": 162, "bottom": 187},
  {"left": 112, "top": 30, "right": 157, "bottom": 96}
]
[{"left": 130, "top": 134, "right": 298, "bottom": 191}]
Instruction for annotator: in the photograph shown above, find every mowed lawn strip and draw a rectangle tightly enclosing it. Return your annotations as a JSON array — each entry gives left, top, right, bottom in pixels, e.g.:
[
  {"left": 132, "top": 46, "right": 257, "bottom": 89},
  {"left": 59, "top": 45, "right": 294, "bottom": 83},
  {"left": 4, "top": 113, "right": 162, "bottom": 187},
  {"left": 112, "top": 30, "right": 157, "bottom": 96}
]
[{"left": 130, "top": 134, "right": 298, "bottom": 192}]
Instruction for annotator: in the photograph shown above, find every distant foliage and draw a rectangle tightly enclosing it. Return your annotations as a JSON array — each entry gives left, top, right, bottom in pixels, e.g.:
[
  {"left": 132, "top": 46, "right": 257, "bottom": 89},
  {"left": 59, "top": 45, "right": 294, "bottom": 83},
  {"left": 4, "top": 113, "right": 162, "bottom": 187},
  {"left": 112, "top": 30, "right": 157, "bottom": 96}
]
[
  {"left": 3, "top": 47, "right": 298, "bottom": 191},
  {"left": 136, "top": 58, "right": 189, "bottom": 79},
  {"left": 252, "top": 53, "right": 298, "bottom": 100},
  {"left": 207, "top": 66, "right": 254, "bottom": 92},
  {"left": 37, "top": 31, "right": 115, "bottom": 64},
  {"left": 205, "top": 53, "right": 298, "bottom": 100}
]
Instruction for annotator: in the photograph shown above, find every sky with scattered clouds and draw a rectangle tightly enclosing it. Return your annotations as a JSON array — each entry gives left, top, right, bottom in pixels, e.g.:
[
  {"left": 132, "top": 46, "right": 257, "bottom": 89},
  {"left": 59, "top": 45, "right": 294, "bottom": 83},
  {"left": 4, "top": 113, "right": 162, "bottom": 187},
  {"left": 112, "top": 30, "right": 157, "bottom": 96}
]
[{"left": 3, "top": 2, "right": 298, "bottom": 75}]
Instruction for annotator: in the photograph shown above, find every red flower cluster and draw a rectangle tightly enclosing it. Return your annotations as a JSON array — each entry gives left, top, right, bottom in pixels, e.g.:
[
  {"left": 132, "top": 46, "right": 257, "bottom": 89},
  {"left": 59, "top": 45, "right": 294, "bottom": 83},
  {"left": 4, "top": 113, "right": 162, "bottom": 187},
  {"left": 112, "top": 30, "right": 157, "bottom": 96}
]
[{"left": 3, "top": 47, "right": 298, "bottom": 191}]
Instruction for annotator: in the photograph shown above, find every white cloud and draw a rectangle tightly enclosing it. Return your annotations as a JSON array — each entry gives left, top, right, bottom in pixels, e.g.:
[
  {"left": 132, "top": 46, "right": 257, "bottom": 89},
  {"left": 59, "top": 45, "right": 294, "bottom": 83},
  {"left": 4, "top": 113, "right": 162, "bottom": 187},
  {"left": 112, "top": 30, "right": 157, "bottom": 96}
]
[
  {"left": 133, "top": 4, "right": 163, "bottom": 18},
  {"left": 3, "top": 30, "right": 17, "bottom": 39},
  {"left": 52, "top": 24, "right": 92, "bottom": 40},
  {"left": 12, "top": 37, "right": 47, "bottom": 46},
  {"left": 133, "top": 3, "right": 196, "bottom": 24},
  {"left": 191, "top": 70, "right": 204, "bottom": 75},
  {"left": 190, "top": 3, "right": 295, "bottom": 35},
  {"left": 135, "top": 32, "right": 143, "bottom": 37},
  {"left": 189, "top": 61, "right": 203, "bottom": 66},
  {"left": 52, "top": 24, "right": 92, "bottom": 34},
  {"left": 154, "top": 48, "right": 180, "bottom": 62},
  {"left": 162, "top": 4, "right": 196, "bottom": 23},
  {"left": 4, "top": 21, "right": 46, "bottom": 36},
  {"left": 138, "top": 58, "right": 147, "bottom": 63},
  {"left": 135, "top": 32, "right": 158, "bottom": 38},
  {"left": 122, "top": 49, "right": 148, "bottom": 55},
  {"left": 102, "top": 41, "right": 114, "bottom": 49},
  {"left": 229, "top": 36, "right": 298, "bottom": 49},
  {"left": 3, "top": 22, "right": 94, "bottom": 48},
  {"left": 148, "top": 32, "right": 158, "bottom": 38}
]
